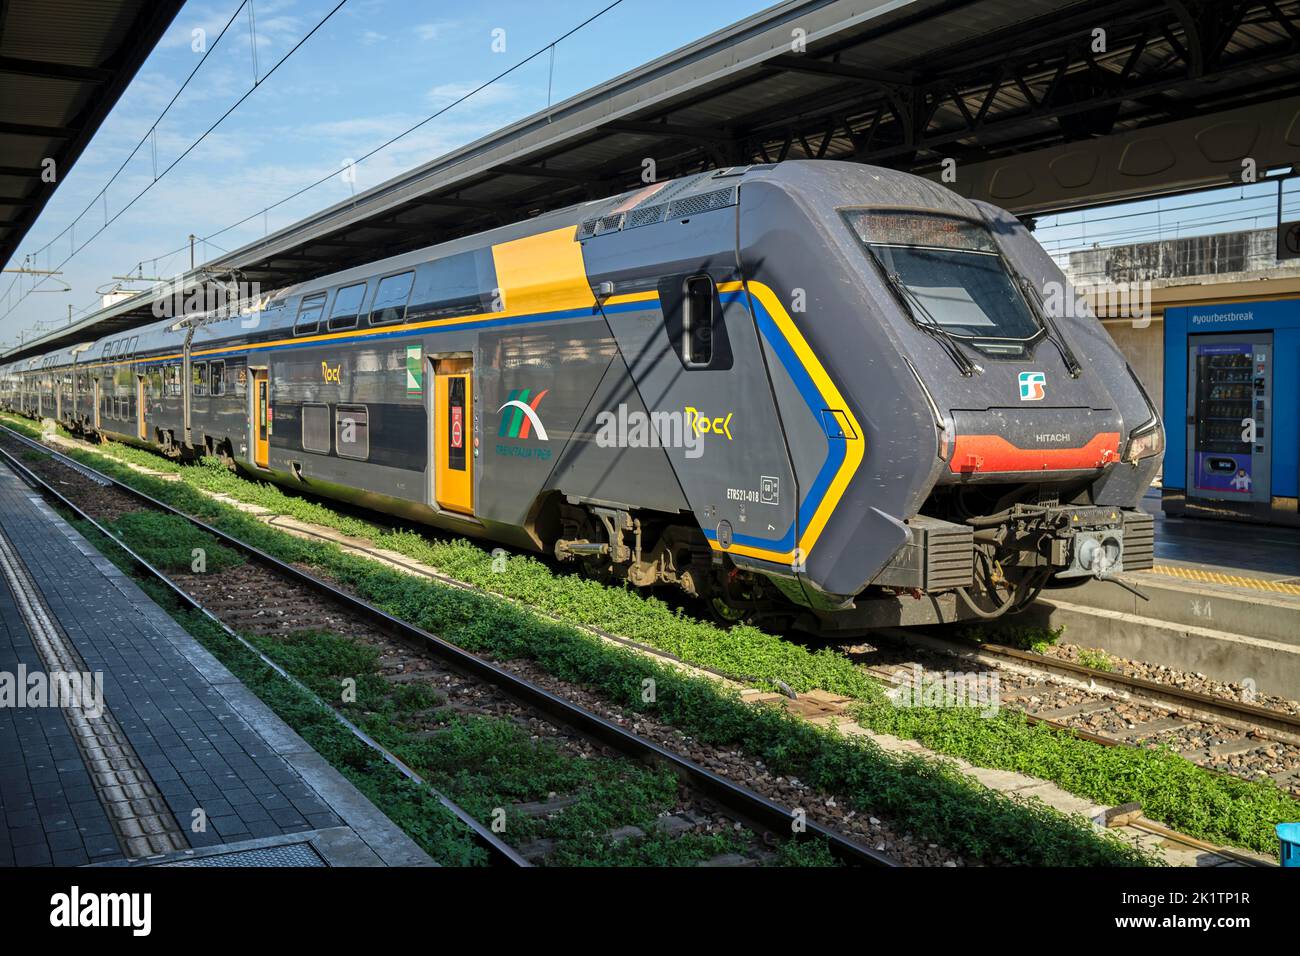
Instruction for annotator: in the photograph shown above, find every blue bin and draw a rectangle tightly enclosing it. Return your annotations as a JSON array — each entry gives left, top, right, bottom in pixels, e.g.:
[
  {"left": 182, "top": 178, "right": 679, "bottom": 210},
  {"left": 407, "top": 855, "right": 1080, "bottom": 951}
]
[{"left": 1279, "top": 823, "right": 1300, "bottom": 867}]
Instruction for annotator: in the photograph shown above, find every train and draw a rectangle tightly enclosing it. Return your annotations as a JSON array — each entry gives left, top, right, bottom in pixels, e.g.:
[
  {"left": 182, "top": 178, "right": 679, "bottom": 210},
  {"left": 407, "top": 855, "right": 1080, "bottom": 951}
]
[{"left": 0, "top": 161, "right": 1163, "bottom": 633}]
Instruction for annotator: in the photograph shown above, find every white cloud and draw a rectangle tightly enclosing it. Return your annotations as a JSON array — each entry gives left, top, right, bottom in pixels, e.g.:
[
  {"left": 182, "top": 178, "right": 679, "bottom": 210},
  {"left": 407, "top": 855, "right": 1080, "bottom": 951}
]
[
  {"left": 426, "top": 80, "right": 519, "bottom": 109},
  {"left": 416, "top": 20, "right": 458, "bottom": 42}
]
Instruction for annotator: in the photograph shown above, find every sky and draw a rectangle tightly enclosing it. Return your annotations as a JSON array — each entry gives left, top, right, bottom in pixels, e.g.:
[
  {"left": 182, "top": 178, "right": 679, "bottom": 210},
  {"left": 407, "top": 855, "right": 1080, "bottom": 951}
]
[
  {"left": 0, "top": 0, "right": 773, "bottom": 345},
  {"left": 3, "top": 0, "right": 1299, "bottom": 345}
]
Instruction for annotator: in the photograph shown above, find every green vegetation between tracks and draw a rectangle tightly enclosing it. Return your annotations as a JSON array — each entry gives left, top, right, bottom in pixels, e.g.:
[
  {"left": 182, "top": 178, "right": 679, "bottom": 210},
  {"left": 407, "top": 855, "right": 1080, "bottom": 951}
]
[
  {"left": 8, "top": 418, "right": 1180, "bottom": 863},
  {"left": 61, "top": 515, "right": 490, "bottom": 865},
  {"left": 230, "top": 630, "right": 767, "bottom": 867},
  {"left": 64, "top": 510, "right": 793, "bottom": 866},
  {"left": 6, "top": 416, "right": 1205, "bottom": 864}
]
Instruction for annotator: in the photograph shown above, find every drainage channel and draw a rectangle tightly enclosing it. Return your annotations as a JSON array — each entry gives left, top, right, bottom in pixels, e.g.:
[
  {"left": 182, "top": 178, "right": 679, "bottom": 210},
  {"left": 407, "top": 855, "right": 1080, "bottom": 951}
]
[{"left": 0, "top": 519, "right": 189, "bottom": 859}]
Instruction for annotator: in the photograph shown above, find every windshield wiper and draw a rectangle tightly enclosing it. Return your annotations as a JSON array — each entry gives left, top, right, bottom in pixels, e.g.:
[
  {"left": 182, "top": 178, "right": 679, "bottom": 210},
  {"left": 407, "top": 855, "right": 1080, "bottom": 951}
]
[
  {"left": 1016, "top": 274, "right": 1083, "bottom": 379},
  {"left": 883, "top": 272, "right": 980, "bottom": 377}
]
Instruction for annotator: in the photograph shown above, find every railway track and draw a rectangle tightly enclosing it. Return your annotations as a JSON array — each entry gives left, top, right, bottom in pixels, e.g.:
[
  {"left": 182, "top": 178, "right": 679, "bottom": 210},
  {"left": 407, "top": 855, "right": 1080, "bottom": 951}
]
[
  {"left": 851, "top": 627, "right": 1300, "bottom": 797},
  {"left": 0, "top": 423, "right": 898, "bottom": 869}
]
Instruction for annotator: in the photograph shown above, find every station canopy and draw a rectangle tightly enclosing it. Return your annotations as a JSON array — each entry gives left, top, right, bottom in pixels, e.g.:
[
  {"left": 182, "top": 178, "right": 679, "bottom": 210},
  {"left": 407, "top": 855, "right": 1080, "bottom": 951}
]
[
  {"left": 7, "top": 0, "right": 1300, "bottom": 362},
  {"left": 1, "top": 0, "right": 186, "bottom": 277}
]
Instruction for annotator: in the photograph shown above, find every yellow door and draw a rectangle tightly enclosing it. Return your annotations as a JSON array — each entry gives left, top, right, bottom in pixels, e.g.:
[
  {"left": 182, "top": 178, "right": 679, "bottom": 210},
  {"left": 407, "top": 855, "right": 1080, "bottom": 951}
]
[
  {"left": 253, "top": 370, "right": 269, "bottom": 468},
  {"left": 137, "top": 375, "right": 147, "bottom": 440},
  {"left": 434, "top": 361, "right": 472, "bottom": 514}
]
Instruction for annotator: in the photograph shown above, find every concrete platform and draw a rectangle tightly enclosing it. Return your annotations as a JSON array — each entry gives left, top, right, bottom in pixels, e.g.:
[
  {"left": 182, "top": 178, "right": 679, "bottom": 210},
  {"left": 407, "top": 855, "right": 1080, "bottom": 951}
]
[
  {"left": 0, "top": 464, "right": 431, "bottom": 867},
  {"left": 1020, "top": 491, "right": 1300, "bottom": 698}
]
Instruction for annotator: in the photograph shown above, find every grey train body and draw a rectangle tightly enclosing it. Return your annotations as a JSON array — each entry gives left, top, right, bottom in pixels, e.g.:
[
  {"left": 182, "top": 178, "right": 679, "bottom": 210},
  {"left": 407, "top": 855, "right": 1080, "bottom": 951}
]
[{"left": 0, "top": 161, "right": 1163, "bottom": 633}]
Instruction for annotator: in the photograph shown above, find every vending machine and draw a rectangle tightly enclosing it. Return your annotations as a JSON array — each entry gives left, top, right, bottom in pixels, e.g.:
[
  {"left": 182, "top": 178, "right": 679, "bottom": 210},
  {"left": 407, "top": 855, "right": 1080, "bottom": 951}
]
[{"left": 1186, "top": 334, "right": 1272, "bottom": 504}]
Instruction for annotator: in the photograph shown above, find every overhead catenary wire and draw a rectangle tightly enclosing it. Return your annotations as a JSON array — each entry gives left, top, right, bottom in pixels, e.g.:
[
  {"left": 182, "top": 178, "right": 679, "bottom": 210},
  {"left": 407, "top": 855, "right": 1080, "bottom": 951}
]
[
  {"left": 173, "top": 0, "right": 628, "bottom": 264},
  {"left": 0, "top": 1, "right": 351, "bottom": 326},
  {"left": 33, "top": 0, "right": 629, "bottom": 331},
  {"left": 2, "top": 1, "right": 248, "bottom": 313}
]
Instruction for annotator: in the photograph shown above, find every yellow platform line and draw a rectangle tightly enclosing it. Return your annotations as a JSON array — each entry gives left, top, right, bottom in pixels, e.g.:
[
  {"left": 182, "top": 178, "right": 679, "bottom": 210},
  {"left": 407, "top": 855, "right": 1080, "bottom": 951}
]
[{"left": 1148, "top": 564, "right": 1300, "bottom": 596}]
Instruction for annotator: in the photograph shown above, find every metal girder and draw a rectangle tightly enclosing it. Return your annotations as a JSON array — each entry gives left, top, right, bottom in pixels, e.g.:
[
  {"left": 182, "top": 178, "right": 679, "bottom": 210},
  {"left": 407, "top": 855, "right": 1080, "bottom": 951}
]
[
  {"left": 606, "top": 119, "right": 738, "bottom": 144},
  {"left": 762, "top": 54, "right": 912, "bottom": 87},
  {"left": 0, "top": 0, "right": 187, "bottom": 273},
  {"left": 493, "top": 163, "right": 595, "bottom": 183},
  {"left": 938, "top": 93, "right": 1300, "bottom": 213},
  {"left": 0, "top": 55, "right": 114, "bottom": 83},
  {"left": 709, "top": 0, "right": 1300, "bottom": 173},
  {"left": 413, "top": 195, "right": 516, "bottom": 213},
  {"left": 0, "top": 120, "right": 77, "bottom": 138}
]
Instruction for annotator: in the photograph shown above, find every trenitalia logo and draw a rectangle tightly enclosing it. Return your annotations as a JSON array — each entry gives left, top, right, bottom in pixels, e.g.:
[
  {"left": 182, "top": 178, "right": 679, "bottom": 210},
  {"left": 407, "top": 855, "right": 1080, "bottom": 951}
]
[
  {"left": 498, "top": 388, "right": 549, "bottom": 440},
  {"left": 1018, "top": 371, "right": 1046, "bottom": 401}
]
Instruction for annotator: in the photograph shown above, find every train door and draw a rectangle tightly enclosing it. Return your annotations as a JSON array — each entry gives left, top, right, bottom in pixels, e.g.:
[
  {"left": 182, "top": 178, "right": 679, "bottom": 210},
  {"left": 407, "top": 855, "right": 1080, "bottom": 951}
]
[
  {"left": 432, "top": 357, "right": 473, "bottom": 514},
  {"left": 91, "top": 377, "right": 101, "bottom": 432},
  {"left": 137, "top": 374, "right": 147, "bottom": 440},
  {"left": 251, "top": 369, "right": 270, "bottom": 468}
]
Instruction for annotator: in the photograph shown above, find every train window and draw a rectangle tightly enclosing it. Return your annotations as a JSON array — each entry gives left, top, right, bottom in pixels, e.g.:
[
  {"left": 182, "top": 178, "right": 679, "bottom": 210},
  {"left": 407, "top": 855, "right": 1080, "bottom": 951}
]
[
  {"left": 682, "top": 276, "right": 714, "bottom": 367},
  {"left": 414, "top": 250, "right": 497, "bottom": 321},
  {"left": 335, "top": 404, "right": 369, "bottom": 459},
  {"left": 327, "top": 283, "right": 367, "bottom": 331},
  {"left": 294, "top": 293, "right": 328, "bottom": 335},
  {"left": 164, "top": 365, "right": 181, "bottom": 397},
  {"left": 128, "top": 336, "right": 138, "bottom": 357},
  {"left": 369, "top": 272, "right": 415, "bottom": 325},
  {"left": 192, "top": 362, "right": 208, "bottom": 397},
  {"left": 210, "top": 361, "right": 226, "bottom": 397},
  {"left": 302, "top": 403, "right": 331, "bottom": 453},
  {"left": 844, "top": 209, "right": 1041, "bottom": 342}
]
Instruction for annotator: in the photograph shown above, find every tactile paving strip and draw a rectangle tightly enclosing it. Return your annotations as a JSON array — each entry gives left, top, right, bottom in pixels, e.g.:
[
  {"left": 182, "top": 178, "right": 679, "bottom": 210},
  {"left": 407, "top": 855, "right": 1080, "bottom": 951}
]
[
  {"left": 160, "top": 842, "right": 326, "bottom": 867},
  {"left": 0, "top": 525, "right": 189, "bottom": 858},
  {"left": 1149, "top": 564, "right": 1300, "bottom": 596}
]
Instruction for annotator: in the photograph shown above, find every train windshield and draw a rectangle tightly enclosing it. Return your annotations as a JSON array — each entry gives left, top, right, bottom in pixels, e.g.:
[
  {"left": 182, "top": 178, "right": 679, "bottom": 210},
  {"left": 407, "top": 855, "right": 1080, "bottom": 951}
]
[{"left": 844, "top": 210, "right": 1041, "bottom": 342}]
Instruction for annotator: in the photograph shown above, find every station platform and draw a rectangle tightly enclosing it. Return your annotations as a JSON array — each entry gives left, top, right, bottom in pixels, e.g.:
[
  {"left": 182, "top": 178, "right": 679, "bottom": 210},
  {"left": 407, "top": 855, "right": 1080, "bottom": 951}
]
[
  {"left": 1148, "top": 492, "right": 1300, "bottom": 587},
  {"left": 1023, "top": 490, "right": 1300, "bottom": 699},
  {"left": 0, "top": 464, "right": 431, "bottom": 867}
]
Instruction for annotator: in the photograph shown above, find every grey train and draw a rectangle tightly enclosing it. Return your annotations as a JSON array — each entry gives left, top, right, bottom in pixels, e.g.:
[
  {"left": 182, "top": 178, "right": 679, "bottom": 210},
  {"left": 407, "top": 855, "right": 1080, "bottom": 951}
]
[{"left": 0, "top": 162, "right": 1162, "bottom": 632}]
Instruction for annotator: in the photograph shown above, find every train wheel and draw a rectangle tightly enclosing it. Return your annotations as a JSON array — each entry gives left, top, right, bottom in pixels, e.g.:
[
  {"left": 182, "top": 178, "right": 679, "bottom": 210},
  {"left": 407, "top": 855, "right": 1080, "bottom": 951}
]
[
  {"left": 579, "top": 556, "right": 614, "bottom": 585},
  {"left": 708, "top": 596, "right": 749, "bottom": 625}
]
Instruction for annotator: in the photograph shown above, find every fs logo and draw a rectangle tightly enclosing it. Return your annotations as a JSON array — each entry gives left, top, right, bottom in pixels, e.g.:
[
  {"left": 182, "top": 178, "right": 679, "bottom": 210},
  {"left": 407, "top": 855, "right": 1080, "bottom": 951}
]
[
  {"left": 498, "top": 388, "right": 549, "bottom": 441},
  {"left": 1018, "top": 371, "right": 1046, "bottom": 401}
]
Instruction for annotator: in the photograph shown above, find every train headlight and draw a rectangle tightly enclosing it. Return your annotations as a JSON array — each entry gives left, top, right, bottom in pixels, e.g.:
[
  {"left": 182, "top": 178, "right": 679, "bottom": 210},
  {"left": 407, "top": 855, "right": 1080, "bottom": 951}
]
[{"left": 1125, "top": 419, "right": 1163, "bottom": 463}]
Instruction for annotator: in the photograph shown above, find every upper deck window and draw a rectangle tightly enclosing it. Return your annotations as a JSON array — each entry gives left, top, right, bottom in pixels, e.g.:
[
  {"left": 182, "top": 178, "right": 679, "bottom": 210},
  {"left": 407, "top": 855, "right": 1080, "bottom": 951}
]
[
  {"left": 844, "top": 209, "right": 1040, "bottom": 342},
  {"left": 327, "top": 283, "right": 368, "bottom": 331},
  {"left": 370, "top": 272, "right": 415, "bottom": 325},
  {"left": 294, "top": 293, "right": 328, "bottom": 335}
]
